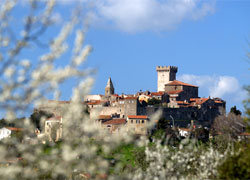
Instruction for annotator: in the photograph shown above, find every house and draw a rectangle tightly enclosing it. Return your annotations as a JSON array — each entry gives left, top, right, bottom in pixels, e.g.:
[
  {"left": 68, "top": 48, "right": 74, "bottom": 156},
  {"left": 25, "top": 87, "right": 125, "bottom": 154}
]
[
  {"left": 102, "top": 118, "right": 126, "bottom": 134},
  {"left": 45, "top": 116, "right": 62, "bottom": 142},
  {"left": 0, "top": 127, "right": 23, "bottom": 140},
  {"left": 127, "top": 115, "right": 149, "bottom": 135},
  {"left": 178, "top": 128, "right": 192, "bottom": 138},
  {"left": 0, "top": 127, "right": 11, "bottom": 140}
]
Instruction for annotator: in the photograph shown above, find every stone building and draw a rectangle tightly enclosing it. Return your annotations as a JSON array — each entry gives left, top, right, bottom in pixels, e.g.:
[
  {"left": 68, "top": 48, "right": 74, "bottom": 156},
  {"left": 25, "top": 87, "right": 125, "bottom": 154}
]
[
  {"left": 44, "top": 116, "right": 62, "bottom": 142},
  {"left": 34, "top": 66, "right": 226, "bottom": 138},
  {"left": 105, "top": 77, "right": 115, "bottom": 96},
  {"left": 101, "top": 118, "right": 126, "bottom": 134},
  {"left": 100, "top": 115, "right": 149, "bottom": 135},
  {"left": 156, "top": 66, "right": 178, "bottom": 92},
  {"left": 126, "top": 115, "right": 149, "bottom": 135}
]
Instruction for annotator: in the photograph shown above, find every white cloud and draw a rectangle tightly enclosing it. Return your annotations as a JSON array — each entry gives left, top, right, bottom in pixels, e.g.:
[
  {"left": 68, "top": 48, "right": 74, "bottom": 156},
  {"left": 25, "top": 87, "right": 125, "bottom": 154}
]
[
  {"left": 92, "top": 0, "right": 215, "bottom": 33},
  {"left": 178, "top": 74, "right": 247, "bottom": 104},
  {"left": 57, "top": 0, "right": 215, "bottom": 33}
]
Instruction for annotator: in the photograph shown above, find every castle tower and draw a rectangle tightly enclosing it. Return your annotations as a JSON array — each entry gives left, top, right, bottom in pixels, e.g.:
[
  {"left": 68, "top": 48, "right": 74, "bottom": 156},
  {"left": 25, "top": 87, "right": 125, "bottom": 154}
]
[
  {"left": 105, "top": 77, "right": 115, "bottom": 96},
  {"left": 156, "top": 66, "right": 178, "bottom": 92}
]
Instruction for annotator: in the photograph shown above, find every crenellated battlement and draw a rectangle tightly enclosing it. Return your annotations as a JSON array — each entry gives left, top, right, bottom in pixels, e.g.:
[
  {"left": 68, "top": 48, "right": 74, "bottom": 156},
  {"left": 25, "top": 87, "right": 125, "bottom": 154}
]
[
  {"left": 156, "top": 65, "right": 178, "bottom": 91},
  {"left": 156, "top": 66, "right": 178, "bottom": 72}
]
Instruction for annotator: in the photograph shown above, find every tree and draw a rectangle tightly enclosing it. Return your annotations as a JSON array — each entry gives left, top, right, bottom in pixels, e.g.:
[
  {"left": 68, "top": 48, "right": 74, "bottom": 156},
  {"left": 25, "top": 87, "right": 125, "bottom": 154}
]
[
  {"left": 148, "top": 97, "right": 161, "bottom": 106},
  {"left": 230, "top": 105, "right": 242, "bottom": 116},
  {"left": 0, "top": 1, "right": 132, "bottom": 179},
  {"left": 243, "top": 85, "right": 250, "bottom": 132},
  {"left": 30, "top": 110, "right": 54, "bottom": 130},
  {"left": 212, "top": 113, "right": 245, "bottom": 141}
]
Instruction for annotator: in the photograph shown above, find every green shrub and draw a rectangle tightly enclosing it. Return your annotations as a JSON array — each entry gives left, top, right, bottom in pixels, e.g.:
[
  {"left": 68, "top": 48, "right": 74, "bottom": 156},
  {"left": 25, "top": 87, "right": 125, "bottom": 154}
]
[{"left": 218, "top": 143, "right": 250, "bottom": 180}]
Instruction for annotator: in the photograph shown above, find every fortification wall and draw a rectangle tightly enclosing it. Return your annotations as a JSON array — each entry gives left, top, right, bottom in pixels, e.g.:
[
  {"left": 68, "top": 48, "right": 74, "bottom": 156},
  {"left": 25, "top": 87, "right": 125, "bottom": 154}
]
[{"left": 145, "top": 106, "right": 222, "bottom": 127}]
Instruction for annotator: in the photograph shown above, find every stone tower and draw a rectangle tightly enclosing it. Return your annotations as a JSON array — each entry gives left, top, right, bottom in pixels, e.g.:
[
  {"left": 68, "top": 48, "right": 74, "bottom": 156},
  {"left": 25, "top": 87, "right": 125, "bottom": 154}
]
[
  {"left": 156, "top": 66, "right": 178, "bottom": 92},
  {"left": 105, "top": 77, "right": 115, "bottom": 96}
]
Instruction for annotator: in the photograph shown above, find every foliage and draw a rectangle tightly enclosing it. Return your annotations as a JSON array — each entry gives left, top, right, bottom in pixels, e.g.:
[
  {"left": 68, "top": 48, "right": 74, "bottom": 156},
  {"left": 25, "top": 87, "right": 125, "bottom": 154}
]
[
  {"left": 243, "top": 85, "right": 250, "bottom": 132},
  {"left": 148, "top": 97, "right": 161, "bottom": 106},
  {"left": 132, "top": 139, "right": 228, "bottom": 180},
  {"left": 191, "top": 127, "right": 209, "bottom": 143},
  {"left": 0, "top": 0, "right": 249, "bottom": 179},
  {"left": 0, "top": 117, "right": 24, "bottom": 128},
  {"left": 230, "top": 105, "right": 242, "bottom": 116},
  {"left": 212, "top": 113, "right": 245, "bottom": 141},
  {"left": 30, "top": 110, "right": 54, "bottom": 130},
  {"left": 217, "top": 143, "right": 250, "bottom": 180},
  {"left": 0, "top": 0, "right": 130, "bottom": 179},
  {"left": 156, "top": 117, "right": 170, "bottom": 129}
]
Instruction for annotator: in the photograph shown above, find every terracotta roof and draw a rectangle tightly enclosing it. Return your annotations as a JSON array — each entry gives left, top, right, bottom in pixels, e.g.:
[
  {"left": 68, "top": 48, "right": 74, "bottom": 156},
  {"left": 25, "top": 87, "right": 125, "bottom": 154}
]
[
  {"left": 127, "top": 115, "right": 148, "bottom": 119},
  {"left": 112, "top": 94, "right": 119, "bottom": 97},
  {"left": 151, "top": 92, "right": 164, "bottom": 96},
  {"left": 5, "top": 127, "right": 23, "bottom": 131},
  {"left": 167, "top": 90, "right": 184, "bottom": 94},
  {"left": 98, "top": 115, "right": 112, "bottom": 120},
  {"left": 239, "top": 132, "right": 250, "bottom": 136},
  {"left": 176, "top": 101, "right": 189, "bottom": 105},
  {"left": 214, "top": 100, "right": 223, "bottom": 104},
  {"left": 166, "top": 80, "right": 198, "bottom": 87},
  {"left": 190, "top": 98, "right": 200, "bottom": 102},
  {"left": 87, "top": 100, "right": 103, "bottom": 105},
  {"left": 47, "top": 116, "right": 62, "bottom": 121},
  {"left": 103, "top": 119, "right": 126, "bottom": 125},
  {"left": 124, "top": 97, "right": 138, "bottom": 100},
  {"left": 178, "top": 128, "right": 192, "bottom": 132},
  {"left": 195, "top": 98, "right": 209, "bottom": 105}
]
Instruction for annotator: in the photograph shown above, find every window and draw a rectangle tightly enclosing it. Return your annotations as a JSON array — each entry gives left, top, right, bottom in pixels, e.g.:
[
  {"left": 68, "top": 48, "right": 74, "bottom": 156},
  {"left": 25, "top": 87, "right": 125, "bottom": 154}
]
[
  {"left": 142, "top": 120, "right": 144, "bottom": 123},
  {"left": 131, "top": 120, "right": 133, "bottom": 123}
]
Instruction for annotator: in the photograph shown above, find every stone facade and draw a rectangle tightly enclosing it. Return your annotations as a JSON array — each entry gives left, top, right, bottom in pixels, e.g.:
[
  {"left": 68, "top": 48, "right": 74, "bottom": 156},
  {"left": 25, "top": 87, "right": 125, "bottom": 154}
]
[
  {"left": 156, "top": 66, "right": 178, "bottom": 92},
  {"left": 44, "top": 116, "right": 62, "bottom": 142},
  {"left": 105, "top": 77, "right": 114, "bottom": 96},
  {"left": 35, "top": 66, "right": 226, "bottom": 137}
]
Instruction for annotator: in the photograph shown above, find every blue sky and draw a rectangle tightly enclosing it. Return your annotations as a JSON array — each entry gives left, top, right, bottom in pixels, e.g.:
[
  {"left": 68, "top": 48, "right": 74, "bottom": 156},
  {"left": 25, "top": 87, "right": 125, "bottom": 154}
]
[
  {"left": 81, "top": 0, "right": 250, "bottom": 112},
  {"left": 15, "top": 0, "right": 250, "bottom": 113}
]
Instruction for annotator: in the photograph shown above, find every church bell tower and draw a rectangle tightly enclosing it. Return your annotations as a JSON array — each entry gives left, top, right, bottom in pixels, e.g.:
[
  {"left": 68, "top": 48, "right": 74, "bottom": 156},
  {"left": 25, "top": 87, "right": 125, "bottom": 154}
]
[{"left": 105, "top": 77, "right": 115, "bottom": 96}]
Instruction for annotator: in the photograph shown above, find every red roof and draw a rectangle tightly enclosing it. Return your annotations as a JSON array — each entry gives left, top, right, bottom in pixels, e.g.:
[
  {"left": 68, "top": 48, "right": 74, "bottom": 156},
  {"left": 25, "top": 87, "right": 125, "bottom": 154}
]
[
  {"left": 178, "top": 128, "right": 192, "bottom": 132},
  {"left": 103, "top": 119, "right": 126, "bottom": 125},
  {"left": 190, "top": 98, "right": 200, "bottom": 101},
  {"left": 189, "top": 98, "right": 209, "bottom": 105},
  {"left": 239, "top": 132, "right": 250, "bottom": 136},
  {"left": 98, "top": 115, "right": 112, "bottom": 120},
  {"left": 214, "top": 100, "right": 223, "bottom": 104},
  {"left": 176, "top": 101, "right": 189, "bottom": 105},
  {"left": 166, "top": 80, "right": 198, "bottom": 87},
  {"left": 151, "top": 92, "right": 164, "bottom": 96},
  {"left": 127, "top": 115, "right": 148, "bottom": 119},
  {"left": 167, "top": 90, "right": 184, "bottom": 94},
  {"left": 47, "top": 116, "right": 62, "bottom": 121},
  {"left": 87, "top": 100, "right": 104, "bottom": 105},
  {"left": 195, "top": 98, "right": 209, "bottom": 105},
  {"left": 5, "top": 127, "right": 23, "bottom": 131}
]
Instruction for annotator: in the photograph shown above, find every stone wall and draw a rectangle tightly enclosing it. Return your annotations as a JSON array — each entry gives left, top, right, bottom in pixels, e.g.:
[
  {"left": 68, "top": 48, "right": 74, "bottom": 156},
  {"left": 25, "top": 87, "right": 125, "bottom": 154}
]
[{"left": 145, "top": 105, "right": 223, "bottom": 128}]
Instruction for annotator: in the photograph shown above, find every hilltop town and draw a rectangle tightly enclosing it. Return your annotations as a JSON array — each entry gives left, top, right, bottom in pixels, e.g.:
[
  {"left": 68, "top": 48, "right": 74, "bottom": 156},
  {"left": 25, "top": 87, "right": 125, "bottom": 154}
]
[{"left": 33, "top": 66, "right": 226, "bottom": 140}]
